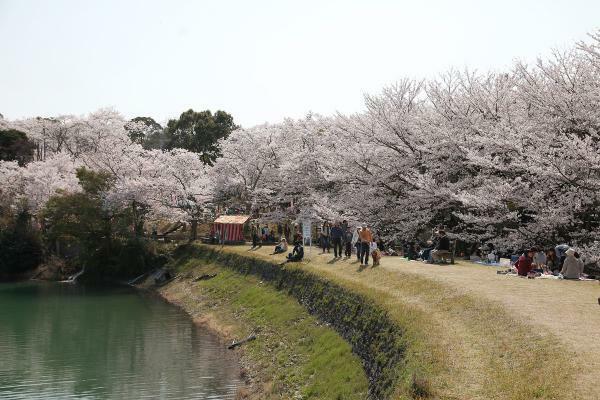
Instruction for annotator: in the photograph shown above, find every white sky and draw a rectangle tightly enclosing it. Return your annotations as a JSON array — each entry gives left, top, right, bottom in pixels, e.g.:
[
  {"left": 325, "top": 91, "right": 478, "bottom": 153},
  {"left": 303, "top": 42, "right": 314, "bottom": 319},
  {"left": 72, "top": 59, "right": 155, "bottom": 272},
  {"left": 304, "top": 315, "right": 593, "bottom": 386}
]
[{"left": 0, "top": 0, "right": 598, "bottom": 127}]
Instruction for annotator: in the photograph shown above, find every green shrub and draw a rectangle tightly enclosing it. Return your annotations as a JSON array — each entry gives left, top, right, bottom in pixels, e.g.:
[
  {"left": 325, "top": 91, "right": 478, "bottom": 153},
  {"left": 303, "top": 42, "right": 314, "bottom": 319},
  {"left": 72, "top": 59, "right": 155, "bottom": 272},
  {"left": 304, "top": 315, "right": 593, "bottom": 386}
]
[{"left": 0, "top": 214, "right": 43, "bottom": 276}]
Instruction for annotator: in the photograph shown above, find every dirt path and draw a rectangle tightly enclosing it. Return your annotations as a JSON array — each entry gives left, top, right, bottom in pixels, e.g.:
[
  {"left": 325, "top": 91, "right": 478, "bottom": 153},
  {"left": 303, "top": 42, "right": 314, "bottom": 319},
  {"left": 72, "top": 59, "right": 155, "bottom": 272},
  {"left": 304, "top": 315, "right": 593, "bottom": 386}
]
[{"left": 221, "top": 244, "right": 599, "bottom": 399}]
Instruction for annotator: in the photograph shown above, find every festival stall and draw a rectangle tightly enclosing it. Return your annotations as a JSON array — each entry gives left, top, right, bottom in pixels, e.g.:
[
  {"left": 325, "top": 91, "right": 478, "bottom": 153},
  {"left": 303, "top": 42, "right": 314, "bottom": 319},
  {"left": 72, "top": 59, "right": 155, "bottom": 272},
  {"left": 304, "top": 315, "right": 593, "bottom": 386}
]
[{"left": 212, "top": 215, "right": 250, "bottom": 243}]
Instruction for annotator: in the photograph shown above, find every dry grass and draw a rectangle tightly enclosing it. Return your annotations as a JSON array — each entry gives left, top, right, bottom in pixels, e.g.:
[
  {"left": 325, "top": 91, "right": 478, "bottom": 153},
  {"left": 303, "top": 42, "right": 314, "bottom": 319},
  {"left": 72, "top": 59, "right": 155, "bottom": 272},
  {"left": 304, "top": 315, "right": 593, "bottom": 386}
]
[{"left": 218, "top": 244, "right": 593, "bottom": 400}]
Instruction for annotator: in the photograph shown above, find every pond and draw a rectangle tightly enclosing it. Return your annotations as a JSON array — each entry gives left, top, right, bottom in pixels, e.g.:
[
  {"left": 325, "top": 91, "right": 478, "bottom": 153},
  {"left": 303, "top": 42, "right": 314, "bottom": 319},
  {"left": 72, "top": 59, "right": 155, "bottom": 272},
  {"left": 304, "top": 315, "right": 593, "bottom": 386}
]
[{"left": 0, "top": 282, "right": 241, "bottom": 399}]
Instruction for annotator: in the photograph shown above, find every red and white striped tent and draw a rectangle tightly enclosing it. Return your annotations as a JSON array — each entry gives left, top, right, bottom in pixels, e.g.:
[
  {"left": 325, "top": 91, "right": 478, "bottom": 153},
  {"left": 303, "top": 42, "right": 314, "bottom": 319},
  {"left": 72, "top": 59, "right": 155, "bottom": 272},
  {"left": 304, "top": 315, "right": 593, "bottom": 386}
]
[{"left": 212, "top": 215, "right": 249, "bottom": 243}]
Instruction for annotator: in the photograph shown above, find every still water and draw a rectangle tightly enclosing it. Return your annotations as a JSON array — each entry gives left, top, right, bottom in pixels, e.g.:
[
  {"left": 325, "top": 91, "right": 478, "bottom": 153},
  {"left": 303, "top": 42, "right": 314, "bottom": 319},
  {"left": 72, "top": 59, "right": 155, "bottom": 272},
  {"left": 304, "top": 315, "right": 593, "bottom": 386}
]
[{"left": 0, "top": 282, "right": 240, "bottom": 399}]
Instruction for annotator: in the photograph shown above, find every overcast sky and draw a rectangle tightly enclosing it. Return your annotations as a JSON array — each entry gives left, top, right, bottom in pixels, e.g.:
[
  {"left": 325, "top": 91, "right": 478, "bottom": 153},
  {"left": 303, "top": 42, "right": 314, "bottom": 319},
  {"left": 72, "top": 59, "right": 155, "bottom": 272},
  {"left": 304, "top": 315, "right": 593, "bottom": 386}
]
[{"left": 1, "top": 0, "right": 598, "bottom": 127}]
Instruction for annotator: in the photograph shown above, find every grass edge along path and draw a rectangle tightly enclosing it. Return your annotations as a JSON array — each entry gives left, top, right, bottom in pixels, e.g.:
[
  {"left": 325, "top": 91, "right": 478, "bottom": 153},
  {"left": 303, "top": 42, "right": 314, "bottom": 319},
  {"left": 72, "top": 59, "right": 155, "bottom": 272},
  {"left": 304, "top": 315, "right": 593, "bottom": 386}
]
[
  {"left": 212, "top": 244, "right": 578, "bottom": 400},
  {"left": 161, "top": 246, "right": 369, "bottom": 400}
]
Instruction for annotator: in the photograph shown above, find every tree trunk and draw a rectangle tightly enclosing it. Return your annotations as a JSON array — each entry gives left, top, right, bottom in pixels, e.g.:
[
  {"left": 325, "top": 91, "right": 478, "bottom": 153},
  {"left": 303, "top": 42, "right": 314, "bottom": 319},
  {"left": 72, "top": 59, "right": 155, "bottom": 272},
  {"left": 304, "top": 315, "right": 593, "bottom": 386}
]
[{"left": 190, "top": 219, "right": 198, "bottom": 241}]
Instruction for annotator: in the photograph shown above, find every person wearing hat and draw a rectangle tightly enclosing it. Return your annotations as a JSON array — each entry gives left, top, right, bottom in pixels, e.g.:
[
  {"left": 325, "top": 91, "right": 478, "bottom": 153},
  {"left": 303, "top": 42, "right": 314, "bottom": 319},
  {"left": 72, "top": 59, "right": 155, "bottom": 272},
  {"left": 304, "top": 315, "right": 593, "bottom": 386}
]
[
  {"left": 560, "top": 248, "right": 584, "bottom": 279},
  {"left": 514, "top": 248, "right": 535, "bottom": 276}
]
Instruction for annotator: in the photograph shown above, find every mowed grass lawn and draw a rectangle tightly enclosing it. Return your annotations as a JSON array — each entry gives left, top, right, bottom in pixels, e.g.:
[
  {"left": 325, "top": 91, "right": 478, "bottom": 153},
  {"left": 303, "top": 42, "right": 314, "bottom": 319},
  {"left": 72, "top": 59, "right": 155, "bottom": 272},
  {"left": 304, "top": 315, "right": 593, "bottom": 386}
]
[{"left": 217, "top": 243, "right": 600, "bottom": 400}]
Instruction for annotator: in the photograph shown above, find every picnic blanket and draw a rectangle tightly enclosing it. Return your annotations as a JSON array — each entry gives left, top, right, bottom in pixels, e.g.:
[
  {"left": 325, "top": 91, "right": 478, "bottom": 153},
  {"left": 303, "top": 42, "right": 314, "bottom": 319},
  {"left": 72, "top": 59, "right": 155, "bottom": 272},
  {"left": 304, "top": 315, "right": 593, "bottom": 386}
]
[
  {"left": 476, "top": 261, "right": 505, "bottom": 267},
  {"left": 500, "top": 271, "right": 595, "bottom": 281}
]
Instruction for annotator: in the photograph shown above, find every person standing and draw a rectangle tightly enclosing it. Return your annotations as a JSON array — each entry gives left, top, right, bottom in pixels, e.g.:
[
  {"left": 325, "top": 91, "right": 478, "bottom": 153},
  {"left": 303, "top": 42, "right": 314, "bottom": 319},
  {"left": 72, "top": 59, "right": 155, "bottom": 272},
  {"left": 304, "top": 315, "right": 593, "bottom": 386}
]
[
  {"left": 320, "top": 222, "right": 331, "bottom": 253},
  {"left": 359, "top": 224, "right": 373, "bottom": 266},
  {"left": 341, "top": 220, "right": 349, "bottom": 239},
  {"left": 330, "top": 222, "right": 344, "bottom": 258},
  {"left": 251, "top": 224, "right": 259, "bottom": 248},
  {"left": 344, "top": 227, "right": 353, "bottom": 258},
  {"left": 352, "top": 227, "right": 362, "bottom": 261}
]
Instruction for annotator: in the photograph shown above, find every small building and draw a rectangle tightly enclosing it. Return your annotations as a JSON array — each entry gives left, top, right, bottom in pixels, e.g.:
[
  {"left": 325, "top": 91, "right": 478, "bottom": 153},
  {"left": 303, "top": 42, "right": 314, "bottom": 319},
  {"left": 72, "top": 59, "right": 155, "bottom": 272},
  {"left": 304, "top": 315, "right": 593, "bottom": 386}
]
[{"left": 212, "top": 215, "right": 250, "bottom": 243}]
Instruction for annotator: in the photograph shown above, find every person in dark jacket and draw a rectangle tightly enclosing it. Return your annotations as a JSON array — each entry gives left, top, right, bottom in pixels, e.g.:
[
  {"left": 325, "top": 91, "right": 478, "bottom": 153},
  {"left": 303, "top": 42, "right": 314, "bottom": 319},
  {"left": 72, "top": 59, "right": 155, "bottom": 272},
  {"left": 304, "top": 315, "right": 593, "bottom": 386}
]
[
  {"left": 341, "top": 220, "right": 349, "bottom": 238},
  {"left": 514, "top": 248, "right": 535, "bottom": 276},
  {"left": 330, "top": 222, "right": 344, "bottom": 258},
  {"left": 287, "top": 241, "right": 304, "bottom": 262},
  {"left": 545, "top": 249, "right": 560, "bottom": 273},
  {"left": 251, "top": 224, "right": 260, "bottom": 248}
]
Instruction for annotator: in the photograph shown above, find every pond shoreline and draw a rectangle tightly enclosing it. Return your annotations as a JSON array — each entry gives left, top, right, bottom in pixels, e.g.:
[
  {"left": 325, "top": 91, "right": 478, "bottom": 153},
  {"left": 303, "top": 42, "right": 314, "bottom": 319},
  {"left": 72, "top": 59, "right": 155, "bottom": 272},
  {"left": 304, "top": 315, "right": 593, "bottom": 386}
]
[
  {"left": 153, "top": 243, "right": 372, "bottom": 399},
  {"left": 0, "top": 279, "right": 241, "bottom": 399},
  {"left": 154, "top": 243, "right": 409, "bottom": 399},
  {"left": 146, "top": 282, "right": 252, "bottom": 399}
]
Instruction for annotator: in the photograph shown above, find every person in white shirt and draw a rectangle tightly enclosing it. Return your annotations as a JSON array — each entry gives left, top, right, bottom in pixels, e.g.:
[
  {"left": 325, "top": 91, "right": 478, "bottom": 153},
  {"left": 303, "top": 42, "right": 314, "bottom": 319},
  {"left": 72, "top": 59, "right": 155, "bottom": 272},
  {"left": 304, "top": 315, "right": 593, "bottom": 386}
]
[
  {"left": 560, "top": 248, "right": 583, "bottom": 279},
  {"left": 533, "top": 249, "right": 546, "bottom": 267}
]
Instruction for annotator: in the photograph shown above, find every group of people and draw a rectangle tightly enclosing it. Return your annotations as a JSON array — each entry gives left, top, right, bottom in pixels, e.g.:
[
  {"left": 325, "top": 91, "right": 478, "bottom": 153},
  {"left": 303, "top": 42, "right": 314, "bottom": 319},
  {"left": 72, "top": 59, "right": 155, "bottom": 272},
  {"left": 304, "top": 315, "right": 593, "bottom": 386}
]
[
  {"left": 513, "top": 245, "right": 585, "bottom": 279},
  {"left": 251, "top": 222, "right": 303, "bottom": 249},
  {"left": 413, "top": 230, "right": 451, "bottom": 263},
  {"left": 268, "top": 220, "right": 385, "bottom": 267},
  {"left": 318, "top": 221, "right": 381, "bottom": 266},
  {"left": 319, "top": 221, "right": 350, "bottom": 258},
  {"left": 260, "top": 221, "right": 589, "bottom": 279},
  {"left": 250, "top": 224, "right": 275, "bottom": 246}
]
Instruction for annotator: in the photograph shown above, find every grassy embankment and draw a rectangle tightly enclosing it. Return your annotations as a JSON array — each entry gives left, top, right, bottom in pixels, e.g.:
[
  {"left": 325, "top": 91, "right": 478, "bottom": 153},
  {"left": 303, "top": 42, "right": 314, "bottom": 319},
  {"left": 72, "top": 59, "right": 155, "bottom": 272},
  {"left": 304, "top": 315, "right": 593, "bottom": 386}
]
[
  {"left": 159, "top": 244, "right": 369, "bottom": 400},
  {"left": 210, "top": 244, "right": 579, "bottom": 400}
]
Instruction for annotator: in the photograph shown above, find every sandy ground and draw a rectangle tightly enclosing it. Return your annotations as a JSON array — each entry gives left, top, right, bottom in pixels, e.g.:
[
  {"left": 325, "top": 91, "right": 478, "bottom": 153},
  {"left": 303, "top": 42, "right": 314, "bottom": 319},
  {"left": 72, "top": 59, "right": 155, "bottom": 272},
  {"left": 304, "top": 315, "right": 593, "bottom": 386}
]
[{"left": 221, "top": 244, "right": 600, "bottom": 399}]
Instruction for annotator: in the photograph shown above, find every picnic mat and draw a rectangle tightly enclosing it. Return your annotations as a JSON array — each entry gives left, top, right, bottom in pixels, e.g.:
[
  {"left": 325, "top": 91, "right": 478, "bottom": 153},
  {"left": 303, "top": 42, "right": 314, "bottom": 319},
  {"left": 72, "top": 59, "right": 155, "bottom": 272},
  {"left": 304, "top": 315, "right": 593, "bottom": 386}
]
[{"left": 500, "top": 272, "right": 595, "bottom": 281}]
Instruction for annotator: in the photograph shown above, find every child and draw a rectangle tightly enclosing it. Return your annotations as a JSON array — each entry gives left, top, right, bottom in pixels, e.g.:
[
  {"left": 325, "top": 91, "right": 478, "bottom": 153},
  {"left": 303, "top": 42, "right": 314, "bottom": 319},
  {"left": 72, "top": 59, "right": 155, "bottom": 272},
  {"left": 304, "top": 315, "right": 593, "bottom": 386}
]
[{"left": 371, "top": 247, "right": 381, "bottom": 266}]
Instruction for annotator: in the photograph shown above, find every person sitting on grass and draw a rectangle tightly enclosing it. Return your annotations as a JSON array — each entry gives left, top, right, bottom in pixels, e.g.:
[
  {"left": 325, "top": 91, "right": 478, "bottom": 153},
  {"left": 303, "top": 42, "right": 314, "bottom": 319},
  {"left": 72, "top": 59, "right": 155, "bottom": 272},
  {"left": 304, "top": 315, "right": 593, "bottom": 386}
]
[
  {"left": 273, "top": 238, "right": 288, "bottom": 254},
  {"left": 545, "top": 249, "right": 560, "bottom": 273},
  {"left": 419, "top": 240, "right": 434, "bottom": 262},
  {"left": 514, "top": 248, "right": 535, "bottom": 276},
  {"left": 561, "top": 248, "right": 583, "bottom": 279},
  {"left": 533, "top": 248, "right": 546, "bottom": 267},
  {"left": 286, "top": 241, "right": 304, "bottom": 262},
  {"left": 405, "top": 242, "right": 417, "bottom": 260}
]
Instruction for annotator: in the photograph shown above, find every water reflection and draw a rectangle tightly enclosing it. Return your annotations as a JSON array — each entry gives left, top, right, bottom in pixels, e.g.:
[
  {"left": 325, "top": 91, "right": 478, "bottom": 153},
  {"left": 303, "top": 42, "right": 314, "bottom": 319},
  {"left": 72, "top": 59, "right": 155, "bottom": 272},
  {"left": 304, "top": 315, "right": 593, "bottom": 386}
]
[{"left": 0, "top": 282, "right": 240, "bottom": 399}]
